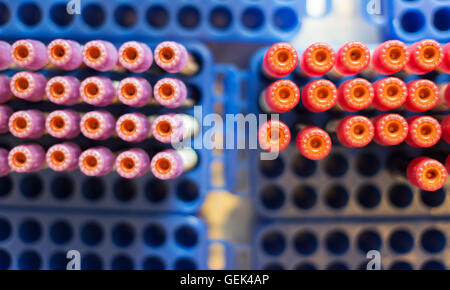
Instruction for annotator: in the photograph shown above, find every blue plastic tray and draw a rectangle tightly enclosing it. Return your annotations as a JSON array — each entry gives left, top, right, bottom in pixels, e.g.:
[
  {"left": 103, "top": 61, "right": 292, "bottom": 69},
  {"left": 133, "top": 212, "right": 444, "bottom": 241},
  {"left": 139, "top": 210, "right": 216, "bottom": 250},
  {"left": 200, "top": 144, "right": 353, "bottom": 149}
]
[
  {"left": 225, "top": 47, "right": 450, "bottom": 219},
  {"left": 0, "top": 42, "right": 237, "bottom": 214},
  {"left": 254, "top": 220, "right": 450, "bottom": 270},
  {"left": 0, "top": 210, "right": 208, "bottom": 270},
  {"left": 0, "top": 0, "right": 313, "bottom": 42},
  {"left": 363, "top": 0, "right": 450, "bottom": 43}
]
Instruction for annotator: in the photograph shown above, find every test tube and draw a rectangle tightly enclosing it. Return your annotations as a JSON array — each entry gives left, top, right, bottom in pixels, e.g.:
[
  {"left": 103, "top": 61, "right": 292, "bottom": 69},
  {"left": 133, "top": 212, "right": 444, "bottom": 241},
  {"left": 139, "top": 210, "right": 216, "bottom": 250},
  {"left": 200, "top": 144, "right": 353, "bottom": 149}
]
[
  {"left": 336, "top": 115, "right": 374, "bottom": 148},
  {"left": 154, "top": 41, "right": 199, "bottom": 75},
  {"left": 47, "top": 39, "right": 83, "bottom": 70},
  {"left": 115, "top": 113, "right": 150, "bottom": 143},
  {"left": 406, "top": 39, "right": 443, "bottom": 75},
  {"left": 337, "top": 78, "right": 374, "bottom": 112},
  {"left": 0, "top": 41, "right": 11, "bottom": 71},
  {"left": 9, "top": 110, "right": 45, "bottom": 139},
  {"left": 117, "top": 77, "right": 152, "bottom": 107},
  {"left": 8, "top": 144, "right": 45, "bottom": 173},
  {"left": 150, "top": 148, "right": 198, "bottom": 180},
  {"left": 404, "top": 79, "right": 440, "bottom": 112},
  {"left": 441, "top": 115, "right": 450, "bottom": 144},
  {"left": 406, "top": 116, "right": 441, "bottom": 148},
  {"left": 440, "top": 43, "right": 450, "bottom": 74},
  {"left": 80, "top": 76, "right": 116, "bottom": 106},
  {"left": 151, "top": 114, "right": 199, "bottom": 144},
  {"left": 80, "top": 111, "right": 116, "bottom": 140},
  {"left": 0, "top": 105, "right": 13, "bottom": 133},
  {"left": 10, "top": 71, "right": 47, "bottom": 102},
  {"left": 82, "top": 40, "right": 118, "bottom": 72},
  {"left": 0, "top": 149, "right": 10, "bottom": 177},
  {"left": 373, "top": 113, "right": 408, "bottom": 146},
  {"left": 46, "top": 142, "right": 81, "bottom": 172},
  {"left": 153, "top": 78, "right": 189, "bottom": 108},
  {"left": 115, "top": 148, "right": 150, "bottom": 179},
  {"left": 46, "top": 76, "right": 81, "bottom": 105},
  {"left": 118, "top": 41, "right": 153, "bottom": 73},
  {"left": 335, "top": 41, "right": 371, "bottom": 76},
  {"left": 258, "top": 120, "right": 291, "bottom": 152},
  {"left": 299, "top": 42, "right": 336, "bottom": 77},
  {"left": 79, "top": 147, "right": 115, "bottom": 176},
  {"left": 372, "top": 40, "right": 410, "bottom": 75},
  {"left": 407, "top": 157, "right": 447, "bottom": 191},
  {"left": 259, "top": 79, "right": 300, "bottom": 113},
  {"left": 372, "top": 77, "right": 407, "bottom": 111},
  {"left": 296, "top": 126, "right": 332, "bottom": 160},
  {"left": 262, "top": 42, "right": 298, "bottom": 78},
  {"left": 11, "top": 39, "right": 47, "bottom": 70},
  {"left": 45, "top": 110, "right": 81, "bottom": 139},
  {"left": 0, "top": 75, "right": 12, "bottom": 103},
  {"left": 302, "top": 79, "right": 337, "bottom": 113}
]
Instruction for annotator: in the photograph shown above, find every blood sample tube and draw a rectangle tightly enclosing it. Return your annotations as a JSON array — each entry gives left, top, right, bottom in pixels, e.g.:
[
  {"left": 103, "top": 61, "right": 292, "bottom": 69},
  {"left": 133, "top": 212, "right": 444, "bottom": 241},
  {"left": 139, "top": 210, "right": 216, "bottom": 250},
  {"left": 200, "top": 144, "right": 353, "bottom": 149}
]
[
  {"left": 115, "top": 148, "right": 150, "bottom": 179},
  {"left": 115, "top": 113, "right": 150, "bottom": 143},
  {"left": 302, "top": 79, "right": 337, "bottom": 113},
  {"left": 372, "top": 77, "right": 407, "bottom": 111},
  {"left": 151, "top": 114, "right": 199, "bottom": 144},
  {"left": 299, "top": 42, "right": 336, "bottom": 77},
  {"left": 47, "top": 39, "right": 83, "bottom": 70},
  {"left": 150, "top": 148, "right": 198, "bottom": 180},
  {"left": 8, "top": 144, "right": 45, "bottom": 173},
  {"left": 154, "top": 41, "right": 199, "bottom": 75},
  {"left": 404, "top": 79, "right": 440, "bottom": 112},
  {"left": 46, "top": 76, "right": 81, "bottom": 105},
  {"left": 46, "top": 110, "right": 80, "bottom": 139},
  {"left": 0, "top": 105, "right": 13, "bottom": 133},
  {"left": 117, "top": 77, "right": 152, "bottom": 107},
  {"left": 11, "top": 39, "right": 47, "bottom": 70},
  {"left": 118, "top": 41, "right": 153, "bottom": 73},
  {"left": 153, "top": 78, "right": 188, "bottom": 108},
  {"left": 9, "top": 110, "right": 45, "bottom": 139},
  {"left": 337, "top": 78, "right": 374, "bottom": 112},
  {"left": 335, "top": 41, "right": 371, "bottom": 75},
  {"left": 0, "top": 149, "right": 10, "bottom": 176},
  {"left": 407, "top": 39, "right": 443, "bottom": 75},
  {"left": 0, "top": 41, "right": 11, "bottom": 71},
  {"left": 406, "top": 116, "right": 441, "bottom": 148},
  {"left": 336, "top": 115, "right": 374, "bottom": 147},
  {"left": 262, "top": 42, "right": 298, "bottom": 78},
  {"left": 258, "top": 120, "right": 291, "bottom": 152},
  {"left": 82, "top": 40, "right": 118, "bottom": 72},
  {"left": 80, "top": 76, "right": 116, "bottom": 106},
  {"left": 80, "top": 111, "right": 115, "bottom": 140},
  {"left": 79, "top": 147, "right": 115, "bottom": 176},
  {"left": 441, "top": 115, "right": 450, "bottom": 144},
  {"left": 0, "top": 75, "right": 12, "bottom": 103},
  {"left": 296, "top": 126, "right": 332, "bottom": 160},
  {"left": 440, "top": 43, "right": 450, "bottom": 74},
  {"left": 372, "top": 40, "right": 410, "bottom": 75},
  {"left": 10, "top": 71, "right": 47, "bottom": 102},
  {"left": 46, "top": 142, "right": 81, "bottom": 172},
  {"left": 407, "top": 157, "right": 447, "bottom": 191},
  {"left": 373, "top": 113, "right": 408, "bottom": 146},
  {"left": 260, "top": 79, "right": 300, "bottom": 113}
]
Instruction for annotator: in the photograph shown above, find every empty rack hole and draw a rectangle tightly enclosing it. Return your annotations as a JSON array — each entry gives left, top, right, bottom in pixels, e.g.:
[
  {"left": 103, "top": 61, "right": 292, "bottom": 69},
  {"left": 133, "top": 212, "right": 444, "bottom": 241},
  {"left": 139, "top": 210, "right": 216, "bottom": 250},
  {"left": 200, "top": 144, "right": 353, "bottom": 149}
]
[
  {"left": 261, "top": 231, "right": 286, "bottom": 256},
  {"left": 292, "top": 185, "right": 317, "bottom": 210},
  {"left": 143, "top": 224, "right": 166, "bottom": 247},
  {"left": 176, "top": 179, "right": 199, "bottom": 202},
  {"left": 178, "top": 6, "right": 200, "bottom": 29},
  {"left": 390, "top": 261, "right": 413, "bottom": 270},
  {"left": 356, "top": 184, "right": 381, "bottom": 209},
  {"left": 81, "top": 253, "right": 103, "bottom": 270},
  {"left": 0, "top": 250, "right": 11, "bottom": 270},
  {"left": 242, "top": 7, "right": 264, "bottom": 30},
  {"left": 19, "top": 219, "right": 42, "bottom": 243},
  {"left": 389, "top": 229, "right": 414, "bottom": 254},
  {"left": 81, "top": 221, "right": 104, "bottom": 246},
  {"left": 146, "top": 5, "right": 169, "bottom": 28},
  {"left": 50, "top": 3, "right": 74, "bottom": 26},
  {"left": 82, "top": 177, "right": 105, "bottom": 201},
  {"left": 293, "top": 231, "right": 318, "bottom": 255},
  {"left": 145, "top": 179, "right": 168, "bottom": 203},
  {"left": 50, "top": 220, "right": 73, "bottom": 244},
  {"left": 0, "top": 3, "right": 10, "bottom": 26},
  {"left": 114, "top": 5, "right": 137, "bottom": 28},
  {"left": 421, "top": 260, "right": 445, "bottom": 270},
  {"left": 20, "top": 175, "right": 43, "bottom": 199},
  {"left": 112, "top": 223, "right": 135, "bottom": 247},
  {"left": 174, "top": 258, "right": 197, "bottom": 270},
  {"left": 82, "top": 4, "right": 105, "bottom": 27},
  {"left": 0, "top": 176, "right": 12, "bottom": 198},
  {"left": 111, "top": 255, "right": 134, "bottom": 270},
  {"left": 259, "top": 157, "right": 284, "bottom": 178},
  {"left": 18, "top": 3, "right": 42, "bottom": 26},
  {"left": 51, "top": 175, "right": 74, "bottom": 200},
  {"left": 209, "top": 6, "right": 232, "bottom": 30},
  {"left": 389, "top": 184, "right": 413, "bottom": 208},
  {"left": 434, "top": 7, "right": 450, "bottom": 31},
  {"left": 356, "top": 153, "right": 380, "bottom": 177},
  {"left": 142, "top": 256, "right": 165, "bottom": 270},
  {"left": 325, "top": 231, "right": 350, "bottom": 255},
  {"left": 357, "top": 230, "right": 382, "bottom": 253},
  {"left": 18, "top": 250, "right": 41, "bottom": 270},
  {"left": 420, "top": 229, "right": 446, "bottom": 254},
  {"left": 175, "top": 225, "right": 198, "bottom": 248},
  {"left": 273, "top": 7, "right": 298, "bottom": 30},
  {"left": 420, "top": 189, "right": 445, "bottom": 207},
  {"left": 291, "top": 154, "right": 316, "bottom": 177},
  {"left": 401, "top": 10, "right": 425, "bottom": 33},
  {"left": 0, "top": 218, "right": 11, "bottom": 242},
  {"left": 260, "top": 184, "right": 285, "bottom": 210},
  {"left": 113, "top": 178, "right": 136, "bottom": 202},
  {"left": 324, "top": 153, "right": 348, "bottom": 177},
  {"left": 324, "top": 185, "right": 349, "bottom": 209}
]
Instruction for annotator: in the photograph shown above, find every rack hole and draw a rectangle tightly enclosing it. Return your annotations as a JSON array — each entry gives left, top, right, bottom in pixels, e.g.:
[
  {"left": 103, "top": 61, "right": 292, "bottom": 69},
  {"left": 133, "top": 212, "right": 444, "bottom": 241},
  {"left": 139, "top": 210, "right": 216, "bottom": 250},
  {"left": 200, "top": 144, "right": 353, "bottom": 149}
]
[
  {"left": 421, "top": 229, "right": 446, "bottom": 254},
  {"left": 176, "top": 179, "right": 199, "bottom": 202},
  {"left": 143, "top": 256, "right": 165, "bottom": 270},
  {"left": 0, "top": 249, "right": 11, "bottom": 270},
  {"left": 260, "top": 185, "right": 285, "bottom": 210},
  {"left": 0, "top": 218, "right": 11, "bottom": 242},
  {"left": 114, "top": 5, "right": 137, "bottom": 28},
  {"left": 174, "top": 258, "right": 197, "bottom": 270},
  {"left": 50, "top": 3, "right": 74, "bottom": 26},
  {"left": 18, "top": 250, "right": 41, "bottom": 270},
  {"left": 113, "top": 178, "right": 136, "bottom": 202},
  {"left": 263, "top": 263, "right": 284, "bottom": 270},
  {"left": 261, "top": 231, "right": 286, "bottom": 256},
  {"left": 19, "top": 219, "right": 42, "bottom": 243},
  {"left": 82, "top": 4, "right": 105, "bottom": 27},
  {"left": 0, "top": 3, "right": 10, "bottom": 26},
  {"left": 401, "top": 10, "right": 425, "bottom": 33},
  {"left": 242, "top": 7, "right": 264, "bottom": 30},
  {"left": 51, "top": 175, "right": 74, "bottom": 200},
  {"left": 326, "top": 231, "right": 349, "bottom": 255},
  {"left": 18, "top": 3, "right": 42, "bottom": 26},
  {"left": 388, "top": 184, "right": 413, "bottom": 208},
  {"left": 273, "top": 7, "right": 298, "bottom": 30},
  {"left": 175, "top": 225, "right": 198, "bottom": 248},
  {"left": 82, "top": 177, "right": 105, "bottom": 201},
  {"left": 356, "top": 153, "right": 380, "bottom": 177},
  {"left": 327, "top": 262, "right": 348, "bottom": 270},
  {"left": 389, "top": 229, "right": 414, "bottom": 254},
  {"left": 82, "top": 253, "right": 103, "bottom": 270},
  {"left": 324, "top": 154, "right": 348, "bottom": 177},
  {"left": 210, "top": 6, "right": 232, "bottom": 30},
  {"left": 356, "top": 184, "right": 381, "bottom": 209},
  {"left": 178, "top": 6, "right": 200, "bottom": 29},
  {"left": 324, "top": 185, "right": 349, "bottom": 209},
  {"left": 292, "top": 185, "right": 317, "bottom": 210},
  {"left": 111, "top": 255, "right": 134, "bottom": 270},
  {"left": 49, "top": 252, "right": 68, "bottom": 270},
  {"left": 291, "top": 154, "right": 316, "bottom": 177},
  {"left": 112, "top": 223, "right": 135, "bottom": 248},
  {"left": 294, "top": 263, "right": 316, "bottom": 270},
  {"left": 420, "top": 189, "right": 445, "bottom": 208},
  {"left": 260, "top": 157, "right": 284, "bottom": 178},
  {"left": 0, "top": 177, "right": 12, "bottom": 197},
  {"left": 143, "top": 224, "right": 166, "bottom": 247},
  {"left": 20, "top": 174, "right": 43, "bottom": 199},
  {"left": 357, "top": 230, "right": 382, "bottom": 253},
  {"left": 145, "top": 179, "right": 168, "bottom": 203},
  {"left": 390, "top": 261, "right": 413, "bottom": 270},
  {"left": 433, "top": 7, "right": 450, "bottom": 31},
  {"left": 421, "top": 260, "right": 445, "bottom": 270},
  {"left": 293, "top": 231, "right": 318, "bottom": 255},
  {"left": 81, "top": 221, "right": 104, "bottom": 246},
  {"left": 146, "top": 5, "right": 169, "bottom": 28},
  {"left": 50, "top": 220, "right": 73, "bottom": 245}
]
